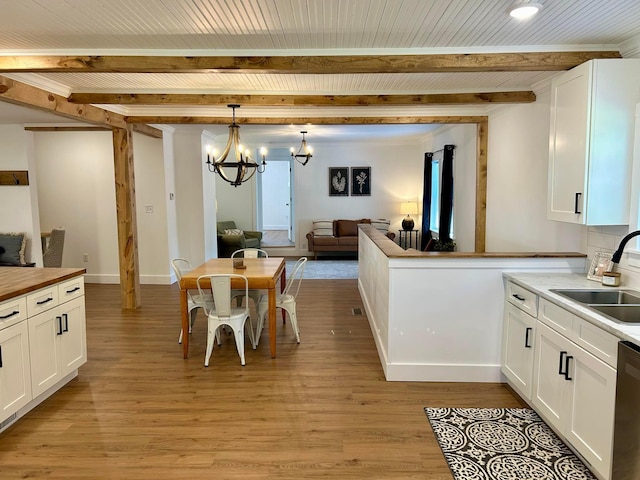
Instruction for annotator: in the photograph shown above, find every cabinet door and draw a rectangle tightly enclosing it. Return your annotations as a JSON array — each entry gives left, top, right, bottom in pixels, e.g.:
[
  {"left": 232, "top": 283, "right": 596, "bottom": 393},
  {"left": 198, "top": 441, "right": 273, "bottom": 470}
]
[
  {"left": 28, "top": 308, "right": 64, "bottom": 398},
  {"left": 0, "top": 321, "right": 32, "bottom": 422},
  {"left": 547, "top": 61, "right": 590, "bottom": 224},
  {"left": 59, "top": 297, "right": 86, "bottom": 374},
  {"left": 565, "top": 347, "right": 616, "bottom": 480},
  {"left": 531, "top": 322, "right": 571, "bottom": 433},
  {"left": 502, "top": 303, "right": 536, "bottom": 399}
]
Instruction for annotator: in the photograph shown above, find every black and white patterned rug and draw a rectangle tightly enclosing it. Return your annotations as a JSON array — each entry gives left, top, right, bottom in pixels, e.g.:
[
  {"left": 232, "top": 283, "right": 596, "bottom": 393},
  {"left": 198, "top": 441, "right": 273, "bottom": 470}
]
[{"left": 424, "top": 407, "right": 597, "bottom": 480}]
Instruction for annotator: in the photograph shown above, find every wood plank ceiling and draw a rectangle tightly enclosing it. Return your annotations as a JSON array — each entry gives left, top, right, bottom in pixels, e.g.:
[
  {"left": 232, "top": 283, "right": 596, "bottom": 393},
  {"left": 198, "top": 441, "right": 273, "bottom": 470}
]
[{"left": 0, "top": 0, "right": 638, "bottom": 131}]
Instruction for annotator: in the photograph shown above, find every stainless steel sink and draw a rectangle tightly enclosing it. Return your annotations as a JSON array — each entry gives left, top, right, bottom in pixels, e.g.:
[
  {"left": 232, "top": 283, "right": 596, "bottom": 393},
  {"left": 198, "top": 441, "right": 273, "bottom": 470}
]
[
  {"left": 550, "top": 289, "right": 640, "bottom": 305},
  {"left": 589, "top": 305, "right": 640, "bottom": 324}
]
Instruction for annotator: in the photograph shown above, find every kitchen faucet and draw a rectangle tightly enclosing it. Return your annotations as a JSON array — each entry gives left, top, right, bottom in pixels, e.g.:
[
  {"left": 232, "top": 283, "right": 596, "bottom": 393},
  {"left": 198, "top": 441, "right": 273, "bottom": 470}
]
[{"left": 611, "top": 230, "right": 640, "bottom": 265}]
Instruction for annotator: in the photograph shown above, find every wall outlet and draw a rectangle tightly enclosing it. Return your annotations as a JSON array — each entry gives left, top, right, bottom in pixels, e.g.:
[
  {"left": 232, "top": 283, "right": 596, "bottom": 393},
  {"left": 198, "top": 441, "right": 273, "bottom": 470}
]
[
  {"left": 145, "top": 205, "right": 153, "bottom": 213},
  {"left": 82, "top": 253, "right": 89, "bottom": 262}
]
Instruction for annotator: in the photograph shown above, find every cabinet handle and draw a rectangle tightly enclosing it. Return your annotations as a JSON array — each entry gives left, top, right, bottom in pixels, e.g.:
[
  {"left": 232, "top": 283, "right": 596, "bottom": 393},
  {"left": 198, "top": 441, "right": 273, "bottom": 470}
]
[
  {"left": 66, "top": 286, "right": 80, "bottom": 294},
  {"left": 0, "top": 345, "right": 3, "bottom": 368},
  {"left": 564, "top": 355, "right": 573, "bottom": 381},
  {"left": 62, "top": 313, "right": 69, "bottom": 332},
  {"left": 57, "top": 316, "right": 63, "bottom": 335},
  {"left": 37, "top": 297, "right": 54, "bottom": 305},
  {"left": 512, "top": 294, "right": 525, "bottom": 302},
  {"left": 574, "top": 193, "right": 582, "bottom": 214},
  {"left": 0, "top": 310, "right": 19, "bottom": 319},
  {"left": 559, "top": 351, "right": 568, "bottom": 375},
  {"left": 524, "top": 327, "right": 532, "bottom": 348}
]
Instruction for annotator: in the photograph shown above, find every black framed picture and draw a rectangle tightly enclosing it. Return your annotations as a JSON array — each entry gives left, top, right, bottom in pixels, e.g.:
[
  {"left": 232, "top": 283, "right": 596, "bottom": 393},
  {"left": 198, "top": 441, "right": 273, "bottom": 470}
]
[
  {"left": 329, "top": 167, "right": 349, "bottom": 196},
  {"left": 351, "top": 167, "right": 371, "bottom": 196}
]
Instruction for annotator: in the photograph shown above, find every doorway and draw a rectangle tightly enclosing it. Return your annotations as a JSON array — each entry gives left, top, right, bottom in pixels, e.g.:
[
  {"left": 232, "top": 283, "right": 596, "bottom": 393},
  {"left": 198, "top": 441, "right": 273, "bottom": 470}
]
[{"left": 258, "top": 151, "right": 294, "bottom": 247}]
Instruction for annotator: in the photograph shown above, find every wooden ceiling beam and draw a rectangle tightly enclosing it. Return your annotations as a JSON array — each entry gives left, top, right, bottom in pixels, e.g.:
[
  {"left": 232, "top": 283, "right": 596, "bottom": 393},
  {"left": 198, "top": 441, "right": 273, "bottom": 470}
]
[
  {"left": 125, "top": 115, "right": 487, "bottom": 125},
  {"left": 0, "top": 76, "right": 162, "bottom": 136},
  {"left": 69, "top": 91, "right": 535, "bottom": 106},
  {"left": 0, "top": 51, "right": 620, "bottom": 74}
]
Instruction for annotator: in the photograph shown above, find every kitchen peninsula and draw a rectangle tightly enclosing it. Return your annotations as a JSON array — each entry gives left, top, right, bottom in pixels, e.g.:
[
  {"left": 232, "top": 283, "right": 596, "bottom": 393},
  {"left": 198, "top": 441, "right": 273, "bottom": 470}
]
[
  {"left": 0, "top": 267, "right": 86, "bottom": 432},
  {"left": 357, "top": 225, "right": 586, "bottom": 382}
]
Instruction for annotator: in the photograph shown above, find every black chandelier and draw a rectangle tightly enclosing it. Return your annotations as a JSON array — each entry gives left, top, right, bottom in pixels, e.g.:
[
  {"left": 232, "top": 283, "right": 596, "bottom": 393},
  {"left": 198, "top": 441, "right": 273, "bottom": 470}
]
[
  {"left": 290, "top": 130, "right": 313, "bottom": 166},
  {"left": 205, "top": 104, "right": 266, "bottom": 187}
]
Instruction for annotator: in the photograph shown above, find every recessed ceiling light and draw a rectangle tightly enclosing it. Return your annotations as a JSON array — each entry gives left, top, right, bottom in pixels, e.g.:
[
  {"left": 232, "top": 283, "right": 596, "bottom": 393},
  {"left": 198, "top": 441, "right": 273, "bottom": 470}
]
[{"left": 509, "top": 2, "right": 542, "bottom": 20}]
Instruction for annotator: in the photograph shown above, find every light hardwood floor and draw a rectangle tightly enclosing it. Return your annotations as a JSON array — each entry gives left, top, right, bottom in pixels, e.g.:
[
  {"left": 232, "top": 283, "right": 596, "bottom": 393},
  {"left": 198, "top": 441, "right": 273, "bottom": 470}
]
[{"left": 0, "top": 280, "right": 524, "bottom": 479}]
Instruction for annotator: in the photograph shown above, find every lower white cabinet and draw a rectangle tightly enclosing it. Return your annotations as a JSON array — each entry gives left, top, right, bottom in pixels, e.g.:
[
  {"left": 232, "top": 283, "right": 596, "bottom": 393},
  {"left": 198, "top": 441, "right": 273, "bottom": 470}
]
[
  {"left": 0, "top": 273, "right": 86, "bottom": 430},
  {"left": 502, "top": 302, "right": 536, "bottom": 398},
  {"left": 28, "top": 297, "right": 86, "bottom": 397},
  {"left": 0, "top": 321, "right": 32, "bottom": 421},
  {"left": 532, "top": 319, "right": 616, "bottom": 479}
]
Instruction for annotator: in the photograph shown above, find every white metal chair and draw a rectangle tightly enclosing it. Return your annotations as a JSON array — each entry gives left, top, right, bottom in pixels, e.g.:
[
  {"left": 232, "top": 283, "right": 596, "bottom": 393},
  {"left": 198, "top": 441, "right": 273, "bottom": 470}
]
[
  {"left": 197, "top": 274, "right": 256, "bottom": 366},
  {"left": 171, "top": 258, "right": 215, "bottom": 344},
  {"left": 255, "top": 257, "right": 307, "bottom": 345},
  {"left": 231, "top": 248, "right": 269, "bottom": 309}
]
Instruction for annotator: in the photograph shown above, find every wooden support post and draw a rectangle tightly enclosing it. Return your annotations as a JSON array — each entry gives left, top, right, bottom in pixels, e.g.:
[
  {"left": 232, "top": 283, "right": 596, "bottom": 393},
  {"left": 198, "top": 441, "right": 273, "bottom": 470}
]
[
  {"left": 112, "top": 125, "right": 141, "bottom": 309},
  {"left": 475, "top": 119, "right": 488, "bottom": 253}
]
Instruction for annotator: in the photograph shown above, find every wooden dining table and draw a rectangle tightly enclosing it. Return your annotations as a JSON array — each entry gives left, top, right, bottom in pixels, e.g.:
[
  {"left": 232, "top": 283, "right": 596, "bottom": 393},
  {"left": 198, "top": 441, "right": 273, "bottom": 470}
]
[{"left": 179, "top": 257, "right": 286, "bottom": 359}]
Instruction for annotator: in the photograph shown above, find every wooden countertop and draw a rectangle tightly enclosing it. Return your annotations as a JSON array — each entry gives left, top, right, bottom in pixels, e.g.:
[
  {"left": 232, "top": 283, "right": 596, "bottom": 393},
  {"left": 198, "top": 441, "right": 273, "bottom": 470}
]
[
  {"left": 0, "top": 267, "right": 85, "bottom": 302},
  {"left": 359, "top": 225, "right": 586, "bottom": 259}
]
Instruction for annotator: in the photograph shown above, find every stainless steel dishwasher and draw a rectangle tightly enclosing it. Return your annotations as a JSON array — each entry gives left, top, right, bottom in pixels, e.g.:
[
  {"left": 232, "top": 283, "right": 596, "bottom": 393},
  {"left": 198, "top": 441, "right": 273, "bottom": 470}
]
[{"left": 612, "top": 341, "right": 640, "bottom": 480}]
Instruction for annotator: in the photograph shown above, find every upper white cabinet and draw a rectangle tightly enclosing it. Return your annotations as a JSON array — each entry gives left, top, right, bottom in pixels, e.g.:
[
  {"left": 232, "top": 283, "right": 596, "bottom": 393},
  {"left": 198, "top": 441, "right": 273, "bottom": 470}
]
[{"left": 548, "top": 59, "right": 640, "bottom": 224}]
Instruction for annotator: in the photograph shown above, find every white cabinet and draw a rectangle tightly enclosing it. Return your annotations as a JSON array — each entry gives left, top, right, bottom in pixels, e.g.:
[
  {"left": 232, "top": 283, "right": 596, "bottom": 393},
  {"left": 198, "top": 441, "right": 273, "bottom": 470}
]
[
  {"left": 548, "top": 59, "right": 640, "bottom": 225},
  {"left": 29, "top": 297, "right": 86, "bottom": 397},
  {"left": 0, "top": 273, "right": 86, "bottom": 430},
  {"left": 0, "top": 321, "right": 32, "bottom": 422},
  {"left": 532, "top": 322, "right": 616, "bottom": 480},
  {"left": 502, "top": 300, "right": 536, "bottom": 399},
  {"left": 502, "top": 280, "right": 618, "bottom": 480}
]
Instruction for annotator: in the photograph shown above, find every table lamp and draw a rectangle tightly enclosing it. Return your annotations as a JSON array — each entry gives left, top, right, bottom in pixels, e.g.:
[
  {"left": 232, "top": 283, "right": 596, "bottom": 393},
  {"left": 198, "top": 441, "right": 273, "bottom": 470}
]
[{"left": 400, "top": 202, "right": 418, "bottom": 230}]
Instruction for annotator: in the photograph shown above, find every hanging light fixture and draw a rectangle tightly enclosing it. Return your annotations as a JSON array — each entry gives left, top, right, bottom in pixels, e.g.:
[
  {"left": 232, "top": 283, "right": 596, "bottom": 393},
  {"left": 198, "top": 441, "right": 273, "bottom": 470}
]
[
  {"left": 205, "top": 104, "right": 267, "bottom": 187},
  {"left": 290, "top": 130, "right": 313, "bottom": 166}
]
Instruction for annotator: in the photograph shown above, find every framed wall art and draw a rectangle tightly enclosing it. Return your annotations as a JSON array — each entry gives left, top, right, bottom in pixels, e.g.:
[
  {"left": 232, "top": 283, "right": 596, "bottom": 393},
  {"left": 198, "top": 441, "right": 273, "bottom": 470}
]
[
  {"left": 329, "top": 167, "right": 349, "bottom": 196},
  {"left": 587, "top": 251, "right": 613, "bottom": 282},
  {"left": 351, "top": 167, "right": 371, "bottom": 196}
]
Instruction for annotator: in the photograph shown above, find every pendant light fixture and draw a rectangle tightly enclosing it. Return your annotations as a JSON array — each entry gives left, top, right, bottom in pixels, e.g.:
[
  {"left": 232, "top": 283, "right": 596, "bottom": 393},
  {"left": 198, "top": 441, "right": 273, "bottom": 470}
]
[
  {"left": 290, "top": 130, "right": 313, "bottom": 166},
  {"left": 205, "top": 104, "right": 267, "bottom": 187}
]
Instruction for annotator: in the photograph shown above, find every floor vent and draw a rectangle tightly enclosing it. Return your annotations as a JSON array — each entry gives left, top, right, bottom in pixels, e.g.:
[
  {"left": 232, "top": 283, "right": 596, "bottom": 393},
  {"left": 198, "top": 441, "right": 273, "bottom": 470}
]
[{"left": 352, "top": 307, "right": 363, "bottom": 315}]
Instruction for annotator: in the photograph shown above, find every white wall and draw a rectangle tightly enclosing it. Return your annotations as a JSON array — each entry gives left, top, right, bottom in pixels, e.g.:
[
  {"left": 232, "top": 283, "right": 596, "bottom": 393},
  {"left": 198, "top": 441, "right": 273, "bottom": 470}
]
[
  {"left": 486, "top": 90, "right": 585, "bottom": 253},
  {"left": 0, "top": 126, "right": 42, "bottom": 265},
  {"left": 34, "top": 130, "right": 169, "bottom": 284}
]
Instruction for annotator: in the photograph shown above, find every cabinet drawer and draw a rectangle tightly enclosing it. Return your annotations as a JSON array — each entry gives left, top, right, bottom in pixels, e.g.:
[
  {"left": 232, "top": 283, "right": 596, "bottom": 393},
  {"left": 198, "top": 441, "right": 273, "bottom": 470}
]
[
  {"left": 506, "top": 281, "right": 538, "bottom": 317},
  {"left": 26, "top": 286, "right": 59, "bottom": 317},
  {"left": 0, "top": 296, "right": 27, "bottom": 331},
  {"left": 58, "top": 276, "right": 84, "bottom": 303},
  {"left": 572, "top": 317, "right": 618, "bottom": 368},
  {"left": 539, "top": 298, "right": 573, "bottom": 337}
]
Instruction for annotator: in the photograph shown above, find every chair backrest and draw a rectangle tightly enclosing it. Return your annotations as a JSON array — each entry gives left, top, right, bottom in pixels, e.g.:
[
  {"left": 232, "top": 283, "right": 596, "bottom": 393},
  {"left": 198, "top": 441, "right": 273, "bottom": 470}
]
[
  {"left": 43, "top": 228, "right": 65, "bottom": 267},
  {"left": 171, "top": 258, "right": 199, "bottom": 304},
  {"left": 231, "top": 248, "right": 269, "bottom": 259},
  {"left": 217, "top": 221, "right": 237, "bottom": 235},
  {"left": 197, "top": 274, "right": 248, "bottom": 318},
  {"left": 283, "top": 257, "right": 307, "bottom": 299}
]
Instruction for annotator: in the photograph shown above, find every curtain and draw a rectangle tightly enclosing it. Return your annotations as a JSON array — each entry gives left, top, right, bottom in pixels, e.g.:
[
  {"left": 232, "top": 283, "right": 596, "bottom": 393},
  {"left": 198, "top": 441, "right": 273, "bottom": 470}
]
[{"left": 420, "top": 152, "right": 433, "bottom": 250}]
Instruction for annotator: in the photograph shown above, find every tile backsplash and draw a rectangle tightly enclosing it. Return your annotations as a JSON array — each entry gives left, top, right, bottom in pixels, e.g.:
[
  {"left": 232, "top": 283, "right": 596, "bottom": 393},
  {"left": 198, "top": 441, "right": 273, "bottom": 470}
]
[{"left": 586, "top": 225, "right": 640, "bottom": 289}]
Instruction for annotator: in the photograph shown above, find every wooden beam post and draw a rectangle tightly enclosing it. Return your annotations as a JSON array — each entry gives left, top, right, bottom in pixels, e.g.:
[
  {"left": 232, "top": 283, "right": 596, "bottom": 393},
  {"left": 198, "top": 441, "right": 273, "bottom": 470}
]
[
  {"left": 112, "top": 126, "right": 141, "bottom": 309},
  {"left": 475, "top": 120, "right": 488, "bottom": 253}
]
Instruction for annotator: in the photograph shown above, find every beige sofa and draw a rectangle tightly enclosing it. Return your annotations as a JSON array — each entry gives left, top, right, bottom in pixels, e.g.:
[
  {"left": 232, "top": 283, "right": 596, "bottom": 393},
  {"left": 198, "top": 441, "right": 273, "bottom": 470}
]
[{"left": 306, "top": 219, "right": 395, "bottom": 259}]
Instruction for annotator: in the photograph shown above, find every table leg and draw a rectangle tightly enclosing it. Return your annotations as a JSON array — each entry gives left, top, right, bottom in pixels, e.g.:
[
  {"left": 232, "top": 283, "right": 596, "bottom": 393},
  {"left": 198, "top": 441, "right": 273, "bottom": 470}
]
[
  {"left": 180, "top": 289, "right": 189, "bottom": 359},
  {"left": 281, "top": 265, "right": 287, "bottom": 323},
  {"left": 269, "top": 287, "right": 277, "bottom": 358}
]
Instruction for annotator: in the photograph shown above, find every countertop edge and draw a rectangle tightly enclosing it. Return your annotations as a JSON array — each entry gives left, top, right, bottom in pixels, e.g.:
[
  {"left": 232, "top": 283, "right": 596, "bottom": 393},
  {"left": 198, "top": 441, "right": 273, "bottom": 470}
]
[
  {"left": 503, "top": 272, "right": 640, "bottom": 345},
  {"left": 0, "top": 268, "right": 86, "bottom": 302}
]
